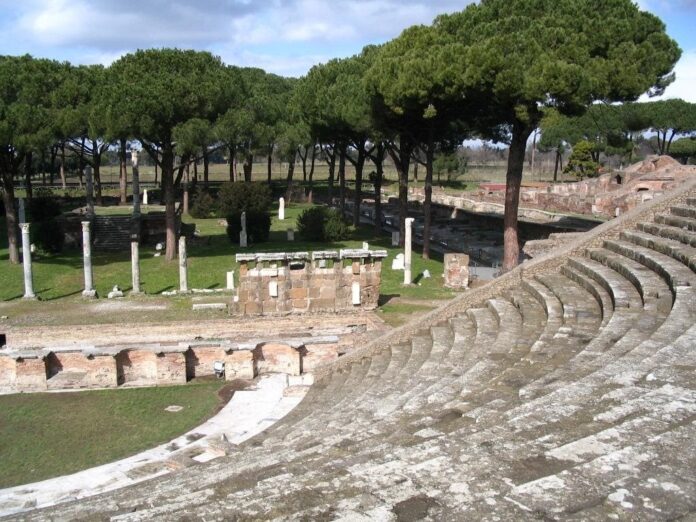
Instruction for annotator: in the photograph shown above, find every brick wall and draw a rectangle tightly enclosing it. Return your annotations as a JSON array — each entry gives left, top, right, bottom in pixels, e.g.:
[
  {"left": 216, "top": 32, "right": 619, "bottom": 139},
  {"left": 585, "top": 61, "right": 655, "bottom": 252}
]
[{"left": 235, "top": 249, "right": 386, "bottom": 316}]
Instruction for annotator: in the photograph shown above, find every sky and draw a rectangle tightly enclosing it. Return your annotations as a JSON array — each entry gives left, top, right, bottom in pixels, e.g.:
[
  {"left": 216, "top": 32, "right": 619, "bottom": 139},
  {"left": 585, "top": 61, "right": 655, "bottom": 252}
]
[{"left": 0, "top": 0, "right": 694, "bottom": 102}]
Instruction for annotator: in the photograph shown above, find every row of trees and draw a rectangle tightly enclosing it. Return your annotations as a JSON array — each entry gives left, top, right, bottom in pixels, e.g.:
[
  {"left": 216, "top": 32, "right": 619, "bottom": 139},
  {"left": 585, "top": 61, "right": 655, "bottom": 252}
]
[
  {"left": 1, "top": 0, "right": 682, "bottom": 270},
  {"left": 540, "top": 99, "right": 696, "bottom": 178}
]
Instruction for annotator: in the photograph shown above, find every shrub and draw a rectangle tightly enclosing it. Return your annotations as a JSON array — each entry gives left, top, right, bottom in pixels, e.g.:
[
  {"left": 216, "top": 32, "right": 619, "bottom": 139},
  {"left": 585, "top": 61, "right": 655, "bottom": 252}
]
[
  {"left": 297, "top": 206, "right": 350, "bottom": 242},
  {"left": 226, "top": 211, "right": 271, "bottom": 244},
  {"left": 28, "top": 197, "right": 62, "bottom": 222},
  {"left": 190, "top": 190, "right": 216, "bottom": 219},
  {"left": 217, "top": 182, "right": 272, "bottom": 216},
  {"left": 564, "top": 140, "right": 599, "bottom": 179},
  {"left": 32, "top": 220, "right": 64, "bottom": 253}
]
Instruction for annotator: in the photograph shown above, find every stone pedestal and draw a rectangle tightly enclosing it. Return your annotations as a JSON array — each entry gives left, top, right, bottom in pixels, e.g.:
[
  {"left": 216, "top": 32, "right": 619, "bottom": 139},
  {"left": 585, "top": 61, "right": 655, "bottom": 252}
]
[
  {"left": 131, "top": 241, "right": 141, "bottom": 294},
  {"left": 81, "top": 221, "right": 97, "bottom": 298},
  {"left": 444, "top": 253, "right": 470, "bottom": 289},
  {"left": 226, "top": 271, "right": 235, "bottom": 291},
  {"left": 391, "top": 231, "right": 400, "bottom": 247},
  {"left": 404, "top": 218, "right": 414, "bottom": 285},
  {"left": 179, "top": 236, "right": 189, "bottom": 293},
  {"left": 278, "top": 197, "right": 285, "bottom": 220},
  {"left": 143, "top": 189, "right": 149, "bottom": 206},
  {"left": 21, "top": 224, "right": 36, "bottom": 300}
]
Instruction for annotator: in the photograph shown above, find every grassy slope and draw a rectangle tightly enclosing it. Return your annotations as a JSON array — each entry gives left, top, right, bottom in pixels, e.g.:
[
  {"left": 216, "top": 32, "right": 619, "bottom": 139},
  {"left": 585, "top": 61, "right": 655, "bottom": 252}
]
[{"left": 0, "top": 380, "right": 225, "bottom": 488}]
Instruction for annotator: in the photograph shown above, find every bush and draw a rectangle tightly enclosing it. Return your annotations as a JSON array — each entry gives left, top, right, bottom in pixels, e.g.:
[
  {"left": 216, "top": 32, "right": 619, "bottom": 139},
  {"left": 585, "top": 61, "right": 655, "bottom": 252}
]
[
  {"left": 564, "top": 140, "right": 599, "bottom": 179},
  {"left": 297, "top": 206, "right": 350, "bottom": 242},
  {"left": 217, "top": 182, "right": 272, "bottom": 216},
  {"left": 190, "top": 190, "right": 216, "bottom": 219},
  {"left": 32, "top": 220, "right": 64, "bottom": 253},
  {"left": 226, "top": 211, "right": 271, "bottom": 244},
  {"left": 28, "top": 197, "right": 62, "bottom": 222}
]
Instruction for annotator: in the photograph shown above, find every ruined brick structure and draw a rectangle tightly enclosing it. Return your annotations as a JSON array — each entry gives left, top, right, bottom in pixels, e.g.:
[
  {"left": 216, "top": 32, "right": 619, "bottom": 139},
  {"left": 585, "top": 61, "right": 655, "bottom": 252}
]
[
  {"left": 235, "top": 249, "right": 387, "bottom": 315},
  {"left": 0, "top": 337, "right": 339, "bottom": 394}
]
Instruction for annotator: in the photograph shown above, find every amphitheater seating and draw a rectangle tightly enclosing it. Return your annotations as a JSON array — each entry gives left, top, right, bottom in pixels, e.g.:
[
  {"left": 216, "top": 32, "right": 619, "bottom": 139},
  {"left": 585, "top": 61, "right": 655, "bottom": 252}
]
[{"left": 16, "top": 186, "right": 696, "bottom": 520}]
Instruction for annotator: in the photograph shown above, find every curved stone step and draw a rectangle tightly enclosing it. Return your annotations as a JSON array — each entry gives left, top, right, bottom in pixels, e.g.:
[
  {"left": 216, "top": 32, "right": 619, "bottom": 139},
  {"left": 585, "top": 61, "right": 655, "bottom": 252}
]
[
  {"left": 621, "top": 230, "right": 696, "bottom": 273},
  {"left": 655, "top": 212, "right": 696, "bottom": 232},
  {"left": 638, "top": 221, "right": 696, "bottom": 248},
  {"left": 566, "top": 256, "right": 642, "bottom": 310},
  {"left": 671, "top": 204, "right": 696, "bottom": 219},
  {"left": 603, "top": 239, "right": 694, "bottom": 288},
  {"left": 588, "top": 247, "right": 673, "bottom": 315},
  {"left": 560, "top": 264, "right": 614, "bottom": 327}
]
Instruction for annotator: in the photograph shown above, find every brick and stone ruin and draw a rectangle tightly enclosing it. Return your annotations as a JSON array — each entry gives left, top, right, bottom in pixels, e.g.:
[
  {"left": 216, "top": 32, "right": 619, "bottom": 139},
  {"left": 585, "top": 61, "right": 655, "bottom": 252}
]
[
  {"left": 5, "top": 175, "right": 694, "bottom": 520},
  {"left": 235, "top": 249, "right": 386, "bottom": 315},
  {"left": 0, "top": 336, "right": 344, "bottom": 394}
]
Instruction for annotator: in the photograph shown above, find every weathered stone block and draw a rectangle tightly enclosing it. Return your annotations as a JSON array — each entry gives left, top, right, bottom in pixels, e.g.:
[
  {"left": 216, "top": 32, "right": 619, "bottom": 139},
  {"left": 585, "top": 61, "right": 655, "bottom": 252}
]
[
  {"left": 289, "top": 287, "right": 308, "bottom": 299},
  {"left": 253, "top": 343, "right": 301, "bottom": 376},
  {"left": 225, "top": 350, "right": 254, "bottom": 380},
  {"left": 444, "top": 253, "right": 470, "bottom": 289}
]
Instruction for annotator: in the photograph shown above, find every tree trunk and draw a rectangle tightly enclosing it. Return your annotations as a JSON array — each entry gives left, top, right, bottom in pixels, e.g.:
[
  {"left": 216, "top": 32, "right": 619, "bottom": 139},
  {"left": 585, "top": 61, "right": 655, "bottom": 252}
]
[
  {"left": 24, "top": 151, "right": 33, "bottom": 200},
  {"left": 228, "top": 145, "right": 236, "bottom": 182},
  {"left": 553, "top": 150, "right": 561, "bottom": 182},
  {"left": 307, "top": 146, "right": 316, "bottom": 203},
  {"left": 267, "top": 147, "right": 272, "bottom": 183},
  {"left": 93, "top": 161, "right": 104, "bottom": 207},
  {"left": 327, "top": 144, "right": 336, "bottom": 202},
  {"left": 2, "top": 169, "right": 19, "bottom": 264},
  {"left": 422, "top": 144, "right": 434, "bottom": 260},
  {"left": 59, "top": 144, "right": 67, "bottom": 190},
  {"left": 118, "top": 139, "right": 127, "bottom": 205},
  {"left": 49, "top": 146, "right": 57, "bottom": 186},
  {"left": 338, "top": 146, "right": 346, "bottom": 218},
  {"left": 413, "top": 162, "right": 419, "bottom": 183},
  {"left": 160, "top": 145, "right": 177, "bottom": 261},
  {"left": 203, "top": 148, "right": 210, "bottom": 189},
  {"left": 388, "top": 137, "right": 414, "bottom": 247},
  {"left": 372, "top": 143, "right": 385, "bottom": 238},
  {"left": 352, "top": 146, "right": 366, "bottom": 228},
  {"left": 154, "top": 160, "right": 159, "bottom": 186},
  {"left": 77, "top": 137, "right": 85, "bottom": 189},
  {"left": 183, "top": 164, "right": 190, "bottom": 215},
  {"left": 192, "top": 159, "right": 198, "bottom": 185},
  {"left": 503, "top": 121, "right": 534, "bottom": 272},
  {"left": 243, "top": 153, "right": 253, "bottom": 182},
  {"left": 285, "top": 151, "right": 297, "bottom": 201}
]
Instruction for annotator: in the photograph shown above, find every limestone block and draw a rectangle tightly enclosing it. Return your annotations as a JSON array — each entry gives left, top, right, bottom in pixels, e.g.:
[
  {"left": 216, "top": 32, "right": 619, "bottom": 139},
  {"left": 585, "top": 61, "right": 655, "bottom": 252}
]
[
  {"left": 302, "top": 344, "right": 338, "bottom": 372},
  {"left": 187, "top": 346, "right": 226, "bottom": 379},
  {"left": 0, "top": 357, "right": 16, "bottom": 389},
  {"left": 15, "top": 358, "right": 47, "bottom": 392},
  {"left": 253, "top": 343, "right": 301, "bottom": 376},
  {"left": 225, "top": 350, "right": 254, "bottom": 380},
  {"left": 116, "top": 350, "right": 158, "bottom": 385},
  {"left": 156, "top": 352, "right": 187, "bottom": 385},
  {"left": 444, "top": 253, "right": 470, "bottom": 290}
]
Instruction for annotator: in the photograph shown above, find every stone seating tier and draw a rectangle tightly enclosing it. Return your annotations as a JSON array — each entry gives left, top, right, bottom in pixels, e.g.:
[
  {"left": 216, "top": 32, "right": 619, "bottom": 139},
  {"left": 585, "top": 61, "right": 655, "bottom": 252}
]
[{"left": 7, "top": 180, "right": 696, "bottom": 520}]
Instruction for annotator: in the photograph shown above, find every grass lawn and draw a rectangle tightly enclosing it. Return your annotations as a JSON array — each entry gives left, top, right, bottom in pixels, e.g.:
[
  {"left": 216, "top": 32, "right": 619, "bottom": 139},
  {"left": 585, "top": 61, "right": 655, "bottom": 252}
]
[
  {"left": 0, "top": 379, "right": 227, "bottom": 488},
  {"left": 0, "top": 202, "right": 454, "bottom": 306}
]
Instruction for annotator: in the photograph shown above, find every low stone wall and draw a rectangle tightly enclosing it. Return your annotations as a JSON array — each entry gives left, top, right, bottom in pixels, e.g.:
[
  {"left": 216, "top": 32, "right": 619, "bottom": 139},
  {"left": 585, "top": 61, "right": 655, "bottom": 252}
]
[
  {"left": 235, "top": 249, "right": 387, "bottom": 315},
  {"left": 0, "top": 337, "right": 339, "bottom": 394}
]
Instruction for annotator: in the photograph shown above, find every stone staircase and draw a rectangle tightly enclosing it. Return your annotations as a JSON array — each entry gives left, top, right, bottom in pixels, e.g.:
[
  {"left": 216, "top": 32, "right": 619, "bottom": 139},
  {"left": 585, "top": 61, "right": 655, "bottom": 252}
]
[
  {"left": 92, "top": 216, "right": 135, "bottom": 252},
  {"left": 11, "top": 182, "right": 696, "bottom": 521}
]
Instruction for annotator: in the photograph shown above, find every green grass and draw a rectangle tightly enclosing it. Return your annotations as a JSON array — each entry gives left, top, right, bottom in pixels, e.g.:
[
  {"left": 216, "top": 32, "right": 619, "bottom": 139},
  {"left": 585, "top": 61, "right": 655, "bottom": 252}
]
[
  {"left": 0, "top": 380, "right": 226, "bottom": 488},
  {"left": 0, "top": 203, "right": 453, "bottom": 304}
]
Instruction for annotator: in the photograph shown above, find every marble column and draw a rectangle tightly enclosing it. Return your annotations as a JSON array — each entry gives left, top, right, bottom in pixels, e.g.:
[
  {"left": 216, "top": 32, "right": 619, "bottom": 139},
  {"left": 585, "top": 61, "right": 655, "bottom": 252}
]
[
  {"left": 179, "top": 236, "right": 189, "bottom": 293},
  {"left": 21, "top": 224, "right": 36, "bottom": 299},
  {"left": 82, "top": 221, "right": 97, "bottom": 298},
  {"left": 404, "top": 217, "right": 414, "bottom": 285},
  {"left": 131, "top": 241, "right": 141, "bottom": 294},
  {"left": 279, "top": 197, "right": 285, "bottom": 220}
]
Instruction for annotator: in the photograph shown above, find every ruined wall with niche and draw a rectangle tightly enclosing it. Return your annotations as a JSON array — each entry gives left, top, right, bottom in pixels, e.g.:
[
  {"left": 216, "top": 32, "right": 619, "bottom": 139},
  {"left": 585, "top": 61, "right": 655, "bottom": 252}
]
[
  {"left": 0, "top": 337, "right": 338, "bottom": 394},
  {"left": 235, "top": 249, "right": 387, "bottom": 316}
]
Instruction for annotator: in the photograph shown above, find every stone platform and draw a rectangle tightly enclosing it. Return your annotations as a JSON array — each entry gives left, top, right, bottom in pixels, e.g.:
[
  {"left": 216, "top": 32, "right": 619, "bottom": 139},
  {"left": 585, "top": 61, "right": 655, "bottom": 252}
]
[{"left": 3, "top": 178, "right": 696, "bottom": 520}]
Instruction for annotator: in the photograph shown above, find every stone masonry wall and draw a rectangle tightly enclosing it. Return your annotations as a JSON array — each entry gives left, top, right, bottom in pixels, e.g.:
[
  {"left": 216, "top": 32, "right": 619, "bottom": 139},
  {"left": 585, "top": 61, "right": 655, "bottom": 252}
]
[{"left": 235, "top": 249, "right": 387, "bottom": 316}]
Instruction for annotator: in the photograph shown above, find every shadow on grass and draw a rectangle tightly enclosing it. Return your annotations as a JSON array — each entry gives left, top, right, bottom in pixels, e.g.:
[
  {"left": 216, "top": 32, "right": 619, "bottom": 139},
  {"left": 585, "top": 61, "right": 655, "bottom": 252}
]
[
  {"left": 378, "top": 294, "right": 401, "bottom": 306},
  {"left": 41, "top": 289, "right": 84, "bottom": 301}
]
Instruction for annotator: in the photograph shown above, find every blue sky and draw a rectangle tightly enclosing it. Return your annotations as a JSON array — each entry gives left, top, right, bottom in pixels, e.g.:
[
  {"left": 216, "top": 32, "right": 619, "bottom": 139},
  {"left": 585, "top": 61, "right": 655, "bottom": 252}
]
[{"left": 0, "top": 0, "right": 694, "bottom": 101}]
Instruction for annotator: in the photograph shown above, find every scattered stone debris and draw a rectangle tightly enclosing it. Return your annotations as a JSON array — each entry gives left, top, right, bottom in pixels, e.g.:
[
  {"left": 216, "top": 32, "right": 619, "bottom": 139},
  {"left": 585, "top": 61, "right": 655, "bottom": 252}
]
[
  {"left": 165, "top": 405, "right": 184, "bottom": 413},
  {"left": 107, "top": 286, "right": 124, "bottom": 299},
  {"left": 192, "top": 303, "right": 228, "bottom": 312}
]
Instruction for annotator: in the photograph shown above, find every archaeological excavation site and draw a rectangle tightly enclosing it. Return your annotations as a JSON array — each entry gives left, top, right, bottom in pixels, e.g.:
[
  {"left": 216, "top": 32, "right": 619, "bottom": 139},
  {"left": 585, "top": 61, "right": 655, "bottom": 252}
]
[{"left": 0, "top": 172, "right": 694, "bottom": 520}]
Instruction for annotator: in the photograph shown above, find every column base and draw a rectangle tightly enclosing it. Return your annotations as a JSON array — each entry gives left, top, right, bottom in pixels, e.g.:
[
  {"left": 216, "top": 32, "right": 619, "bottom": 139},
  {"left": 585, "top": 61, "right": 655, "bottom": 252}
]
[
  {"left": 22, "top": 294, "right": 38, "bottom": 301},
  {"left": 82, "top": 290, "right": 98, "bottom": 299},
  {"left": 129, "top": 290, "right": 144, "bottom": 296}
]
